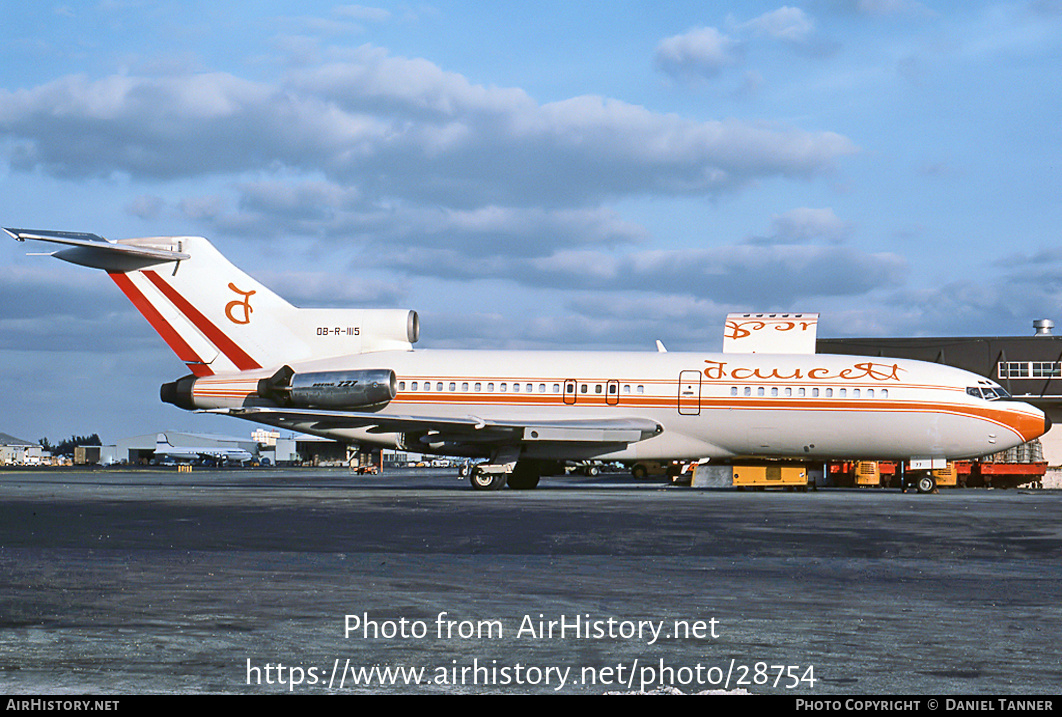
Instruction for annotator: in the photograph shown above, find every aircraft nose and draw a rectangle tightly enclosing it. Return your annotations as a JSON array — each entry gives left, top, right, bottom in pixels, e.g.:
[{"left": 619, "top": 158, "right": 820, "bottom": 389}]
[{"left": 1000, "top": 402, "right": 1053, "bottom": 444}]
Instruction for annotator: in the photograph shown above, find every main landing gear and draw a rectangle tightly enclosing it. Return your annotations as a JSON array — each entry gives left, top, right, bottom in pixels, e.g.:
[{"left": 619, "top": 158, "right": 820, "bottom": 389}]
[{"left": 469, "top": 455, "right": 543, "bottom": 491}]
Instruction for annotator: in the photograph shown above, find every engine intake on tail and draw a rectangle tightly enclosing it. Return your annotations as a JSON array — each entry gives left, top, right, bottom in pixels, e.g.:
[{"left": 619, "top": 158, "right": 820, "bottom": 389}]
[{"left": 258, "top": 365, "right": 396, "bottom": 409}]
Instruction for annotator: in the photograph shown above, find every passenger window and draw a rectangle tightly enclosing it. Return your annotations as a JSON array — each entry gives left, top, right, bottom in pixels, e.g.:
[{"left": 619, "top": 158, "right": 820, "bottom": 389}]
[
  {"left": 474, "top": 383, "right": 481, "bottom": 392},
  {"left": 449, "top": 382, "right": 456, "bottom": 392},
  {"left": 825, "top": 388, "right": 833, "bottom": 397},
  {"left": 399, "top": 381, "right": 406, "bottom": 391},
  {"left": 436, "top": 382, "right": 443, "bottom": 391},
  {"left": 487, "top": 383, "right": 495, "bottom": 392}
]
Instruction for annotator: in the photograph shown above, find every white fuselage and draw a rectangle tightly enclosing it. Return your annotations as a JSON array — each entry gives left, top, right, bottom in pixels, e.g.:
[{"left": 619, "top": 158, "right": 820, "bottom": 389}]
[{"left": 187, "top": 349, "right": 1047, "bottom": 462}]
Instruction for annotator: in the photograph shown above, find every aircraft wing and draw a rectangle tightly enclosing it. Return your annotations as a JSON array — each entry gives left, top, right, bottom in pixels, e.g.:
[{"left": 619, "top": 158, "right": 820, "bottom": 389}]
[{"left": 211, "top": 407, "right": 663, "bottom": 446}]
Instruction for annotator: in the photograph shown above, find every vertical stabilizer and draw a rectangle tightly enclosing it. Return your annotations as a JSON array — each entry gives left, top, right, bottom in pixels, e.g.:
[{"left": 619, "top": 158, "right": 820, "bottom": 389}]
[
  {"left": 107, "top": 236, "right": 299, "bottom": 375},
  {"left": 8, "top": 230, "right": 418, "bottom": 375}
]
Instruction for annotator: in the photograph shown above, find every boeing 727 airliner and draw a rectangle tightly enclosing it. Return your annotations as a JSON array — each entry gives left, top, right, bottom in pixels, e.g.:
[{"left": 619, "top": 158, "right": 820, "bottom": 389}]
[{"left": 6, "top": 228, "right": 1049, "bottom": 491}]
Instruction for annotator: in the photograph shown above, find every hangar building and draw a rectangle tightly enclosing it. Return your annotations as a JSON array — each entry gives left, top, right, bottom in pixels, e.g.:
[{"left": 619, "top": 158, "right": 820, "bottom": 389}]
[{"left": 0, "top": 433, "right": 44, "bottom": 466}]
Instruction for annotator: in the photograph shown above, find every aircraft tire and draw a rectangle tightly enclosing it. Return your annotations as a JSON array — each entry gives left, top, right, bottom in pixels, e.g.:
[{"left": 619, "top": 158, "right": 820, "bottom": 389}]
[
  {"left": 507, "top": 462, "right": 541, "bottom": 490},
  {"left": 631, "top": 464, "right": 647, "bottom": 480},
  {"left": 469, "top": 467, "right": 506, "bottom": 491},
  {"left": 916, "top": 474, "right": 937, "bottom": 494}
]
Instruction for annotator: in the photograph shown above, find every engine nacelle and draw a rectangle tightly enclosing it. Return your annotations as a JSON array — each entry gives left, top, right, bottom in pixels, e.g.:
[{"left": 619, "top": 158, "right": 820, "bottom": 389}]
[
  {"left": 259, "top": 365, "right": 396, "bottom": 409},
  {"left": 161, "top": 365, "right": 398, "bottom": 411}
]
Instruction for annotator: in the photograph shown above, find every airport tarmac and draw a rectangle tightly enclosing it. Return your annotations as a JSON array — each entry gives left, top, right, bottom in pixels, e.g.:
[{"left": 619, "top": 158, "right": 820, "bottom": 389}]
[{"left": 0, "top": 467, "right": 1060, "bottom": 695}]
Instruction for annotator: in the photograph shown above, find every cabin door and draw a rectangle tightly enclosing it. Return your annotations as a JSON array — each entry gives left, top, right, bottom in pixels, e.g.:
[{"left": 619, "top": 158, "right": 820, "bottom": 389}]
[{"left": 678, "top": 371, "right": 701, "bottom": 415}]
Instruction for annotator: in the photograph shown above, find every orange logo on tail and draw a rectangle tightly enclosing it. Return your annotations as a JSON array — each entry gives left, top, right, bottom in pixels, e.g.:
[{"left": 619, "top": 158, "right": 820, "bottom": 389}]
[{"left": 225, "top": 283, "right": 256, "bottom": 324}]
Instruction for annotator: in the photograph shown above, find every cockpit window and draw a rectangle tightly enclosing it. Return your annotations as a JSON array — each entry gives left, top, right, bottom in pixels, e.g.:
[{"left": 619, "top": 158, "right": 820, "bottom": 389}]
[{"left": 967, "top": 386, "right": 1011, "bottom": 401}]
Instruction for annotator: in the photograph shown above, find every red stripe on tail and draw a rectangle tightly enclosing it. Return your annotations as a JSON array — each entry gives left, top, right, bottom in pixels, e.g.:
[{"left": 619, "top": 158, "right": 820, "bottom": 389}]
[
  {"left": 108, "top": 273, "right": 214, "bottom": 377},
  {"left": 142, "top": 270, "right": 262, "bottom": 371}
]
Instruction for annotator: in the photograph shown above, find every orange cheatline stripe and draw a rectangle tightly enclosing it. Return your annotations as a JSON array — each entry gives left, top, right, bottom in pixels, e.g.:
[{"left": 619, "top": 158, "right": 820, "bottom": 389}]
[
  {"left": 390, "top": 393, "right": 1041, "bottom": 439},
  {"left": 109, "top": 273, "right": 213, "bottom": 377},
  {"left": 142, "top": 270, "right": 262, "bottom": 371}
]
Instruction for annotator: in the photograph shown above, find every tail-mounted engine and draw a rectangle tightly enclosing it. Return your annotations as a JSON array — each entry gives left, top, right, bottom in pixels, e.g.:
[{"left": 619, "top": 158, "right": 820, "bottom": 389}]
[
  {"left": 161, "top": 364, "right": 397, "bottom": 411},
  {"left": 257, "top": 365, "right": 396, "bottom": 410}
]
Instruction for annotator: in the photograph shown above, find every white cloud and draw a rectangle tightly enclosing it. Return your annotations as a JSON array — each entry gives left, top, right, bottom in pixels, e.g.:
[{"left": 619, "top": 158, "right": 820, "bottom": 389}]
[
  {"left": 653, "top": 27, "right": 743, "bottom": 81},
  {"left": 741, "top": 7, "right": 815, "bottom": 42},
  {"left": 0, "top": 265, "right": 155, "bottom": 352},
  {"left": 125, "top": 194, "right": 165, "bottom": 220},
  {"left": 0, "top": 47, "right": 856, "bottom": 208},
  {"left": 333, "top": 5, "right": 391, "bottom": 23},
  {"left": 376, "top": 240, "right": 906, "bottom": 307},
  {"left": 767, "top": 207, "right": 854, "bottom": 244},
  {"left": 853, "top": 0, "right": 934, "bottom": 18},
  {"left": 335, "top": 5, "right": 390, "bottom": 22},
  {"left": 256, "top": 270, "right": 406, "bottom": 307},
  {"left": 0, "top": 40, "right": 867, "bottom": 355}
]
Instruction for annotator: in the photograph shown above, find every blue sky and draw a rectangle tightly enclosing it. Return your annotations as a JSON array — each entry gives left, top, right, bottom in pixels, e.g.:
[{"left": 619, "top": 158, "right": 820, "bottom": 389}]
[{"left": 2, "top": 1, "right": 1061, "bottom": 442}]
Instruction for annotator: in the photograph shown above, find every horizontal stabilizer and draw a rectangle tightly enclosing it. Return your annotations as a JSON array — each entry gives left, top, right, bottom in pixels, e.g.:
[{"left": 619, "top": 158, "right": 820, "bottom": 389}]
[{"left": 5, "top": 228, "right": 189, "bottom": 272}]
